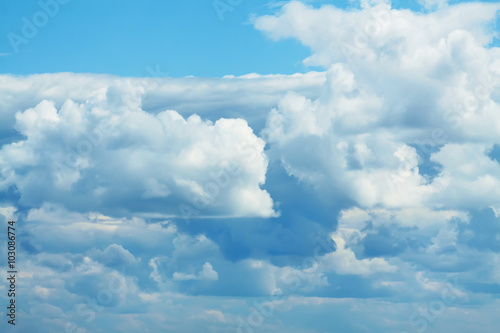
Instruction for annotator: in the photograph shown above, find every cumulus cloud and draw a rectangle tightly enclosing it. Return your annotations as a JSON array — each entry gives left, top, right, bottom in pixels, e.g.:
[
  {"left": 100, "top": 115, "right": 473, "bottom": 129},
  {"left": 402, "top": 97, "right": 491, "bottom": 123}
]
[
  {"left": 247, "top": 0, "right": 500, "bottom": 314},
  {"left": 0, "top": 87, "right": 276, "bottom": 218},
  {"left": 173, "top": 262, "right": 219, "bottom": 281},
  {"left": 0, "top": 72, "right": 325, "bottom": 138},
  {"left": 256, "top": 1, "right": 500, "bottom": 211}
]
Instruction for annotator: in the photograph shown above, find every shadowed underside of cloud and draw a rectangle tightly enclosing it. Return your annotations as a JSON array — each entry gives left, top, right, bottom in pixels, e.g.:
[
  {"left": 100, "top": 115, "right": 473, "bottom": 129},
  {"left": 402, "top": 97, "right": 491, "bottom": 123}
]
[{"left": 1, "top": 1, "right": 500, "bottom": 332}]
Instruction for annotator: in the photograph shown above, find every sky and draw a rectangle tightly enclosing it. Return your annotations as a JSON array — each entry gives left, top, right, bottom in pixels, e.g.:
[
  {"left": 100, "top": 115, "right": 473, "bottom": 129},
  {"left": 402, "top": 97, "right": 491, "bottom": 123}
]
[
  {"left": 3, "top": 0, "right": 496, "bottom": 77},
  {"left": 1, "top": 0, "right": 500, "bottom": 332}
]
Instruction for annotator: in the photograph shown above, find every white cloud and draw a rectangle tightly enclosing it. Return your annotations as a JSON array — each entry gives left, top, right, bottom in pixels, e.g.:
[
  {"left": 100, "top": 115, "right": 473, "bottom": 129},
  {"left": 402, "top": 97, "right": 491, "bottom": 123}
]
[
  {"left": 255, "top": 2, "right": 500, "bottom": 67},
  {"left": 0, "top": 88, "right": 276, "bottom": 218},
  {"left": 255, "top": 1, "right": 500, "bottom": 211},
  {"left": 319, "top": 234, "right": 397, "bottom": 275},
  {"left": 429, "top": 143, "right": 500, "bottom": 209},
  {"left": 0, "top": 72, "right": 325, "bottom": 138},
  {"left": 200, "top": 309, "right": 226, "bottom": 322},
  {"left": 173, "top": 262, "right": 219, "bottom": 281},
  {"left": 417, "top": 0, "right": 449, "bottom": 10},
  {"left": 0, "top": 205, "right": 17, "bottom": 221}
]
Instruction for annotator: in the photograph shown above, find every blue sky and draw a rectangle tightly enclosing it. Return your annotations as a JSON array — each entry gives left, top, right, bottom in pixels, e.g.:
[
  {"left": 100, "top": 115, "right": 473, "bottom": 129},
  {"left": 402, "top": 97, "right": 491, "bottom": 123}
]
[
  {"left": 0, "top": 0, "right": 332, "bottom": 76},
  {"left": 1, "top": 1, "right": 500, "bottom": 332},
  {"left": 2, "top": 0, "right": 490, "bottom": 77}
]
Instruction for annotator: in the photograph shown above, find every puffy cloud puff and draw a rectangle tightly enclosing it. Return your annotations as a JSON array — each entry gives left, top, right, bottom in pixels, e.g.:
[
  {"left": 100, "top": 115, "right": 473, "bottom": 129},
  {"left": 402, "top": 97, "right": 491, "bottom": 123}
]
[{"left": 0, "top": 86, "right": 277, "bottom": 219}]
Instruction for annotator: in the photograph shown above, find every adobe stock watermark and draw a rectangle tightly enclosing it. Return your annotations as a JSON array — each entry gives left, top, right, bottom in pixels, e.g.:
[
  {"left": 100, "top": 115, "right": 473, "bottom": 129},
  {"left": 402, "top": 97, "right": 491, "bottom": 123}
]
[
  {"left": 339, "top": 3, "right": 398, "bottom": 62},
  {"left": 400, "top": 275, "right": 468, "bottom": 333},
  {"left": 236, "top": 236, "right": 336, "bottom": 333},
  {"left": 7, "top": 0, "right": 72, "bottom": 54},
  {"left": 261, "top": 110, "right": 283, "bottom": 143},
  {"left": 379, "top": 74, "right": 497, "bottom": 190},
  {"left": 144, "top": 64, "right": 170, "bottom": 84},
  {"left": 54, "top": 62, "right": 168, "bottom": 183},
  {"left": 213, "top": 0, "right": 243, "bottom": 21},
  {"left": 54, "top": 117, "right": 113, "bottom": 186},
  {"left": 414, "top": 75, "right": 497, "bottom": 160},
  {"left": 64, "top": 269, "right": 127, "bottom": 333}
]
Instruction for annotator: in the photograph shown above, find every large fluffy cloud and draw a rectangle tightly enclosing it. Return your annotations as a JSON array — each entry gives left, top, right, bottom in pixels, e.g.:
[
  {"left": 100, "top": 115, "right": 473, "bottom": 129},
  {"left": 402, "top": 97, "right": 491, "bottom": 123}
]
[
  {"left": 0, "top": 72, "right": 325, "bottom": 137},
  {"left": 0, "top": 85, "right": 277, "bottom": 218},
  {"left": 256, "top": 1, "right": 500, "bottom": 210}
]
